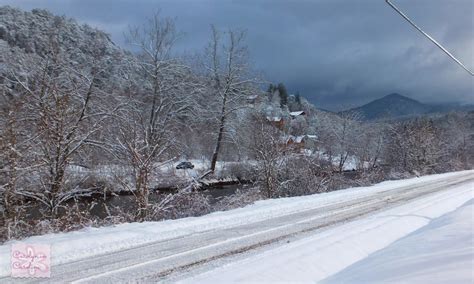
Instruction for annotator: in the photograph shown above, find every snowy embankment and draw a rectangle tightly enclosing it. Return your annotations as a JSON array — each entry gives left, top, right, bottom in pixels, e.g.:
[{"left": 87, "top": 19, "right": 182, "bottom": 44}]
[
  {"left": 323, "top": 199, "right": 474, "bottom": 284},
  {"left": 0, "top": 171, "right": 472, "bottom": 279},
  {"left": 180, "top": 172, "right": 473, "bottom": 283}
]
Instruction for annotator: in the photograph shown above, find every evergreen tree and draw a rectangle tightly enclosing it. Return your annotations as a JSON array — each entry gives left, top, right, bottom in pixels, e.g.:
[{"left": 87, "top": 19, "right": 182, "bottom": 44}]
[
  {"left": 295, "top": 91, "right": 302, "bottom": 110},
  {"left": 267, "top": 84, "right": 274, "bottom": 93},
  {"left": 267, "top": 83, "right": 275, "bottom": 102},
  {"left": 277, "top": 83, "right": 288, "bottom": 108}
]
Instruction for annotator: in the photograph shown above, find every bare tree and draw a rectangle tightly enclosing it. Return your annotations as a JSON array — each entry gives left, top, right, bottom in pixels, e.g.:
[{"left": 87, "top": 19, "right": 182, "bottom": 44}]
[
  {"left": 0, "top": 90, "right": 23, "bottom": 223},
  {"left": 316, "top": 111, "right": 362, "bottom": 172},
  {"left": 204, "top": 26, "right": 256, "bottom": 173},
  {"left": 248, "top": 114, "right": 286, "bottom": 198},
  {"left": 279, "top": 155, "right": 329, "bottom": 197},
  {"left": 112, "top": 13, "right": 197, "bottom": 221},
  {"left": 442, "top": 112, "right": 474, "bottom": 170},
  {"left": 4, "top": 24, "right": 117, "bottom": 218},
  {"left": 385, "top": 118, "right": 445, "bottom": 174},
  {"left": 354, "top": 122, "right": 386, "bottom": 171},
  {"left": 1, "top": 44, "right": 40, "bottom": 227}
]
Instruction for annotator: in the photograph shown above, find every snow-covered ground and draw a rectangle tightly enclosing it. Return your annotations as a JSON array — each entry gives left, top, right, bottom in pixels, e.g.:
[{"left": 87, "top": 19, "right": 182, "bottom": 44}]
[
  {"left": 0, "top": 170, "right": 472, "bottom": 281},
  {"left": 179, "top": 172, "right": 473, "bottom": 283},
  {"left": 323, "top": 199, "right": 474, "bottom": 284},
  {"left": 68, "top": 159, "right": 255, "bottom": 191},
  {"left": 309, "top": 149, "right": 361, "bottom": 171}
]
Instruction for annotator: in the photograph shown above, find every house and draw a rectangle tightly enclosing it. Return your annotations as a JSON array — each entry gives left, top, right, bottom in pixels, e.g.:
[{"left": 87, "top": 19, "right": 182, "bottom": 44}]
[
  {"left": 284, "top": 134, "right": 318, "bottom": 152},
  {"left": 266, "top": 116, "right": 284, "bottom": 130},
  {"left": 289, "top": 111, "right": 306, "bottom": 119},
  {"left": 246, "top": 94, "right": 259, "bottom": 104},
  {"left": 285, "top": 135, "right": 306, "bottom": 151}
]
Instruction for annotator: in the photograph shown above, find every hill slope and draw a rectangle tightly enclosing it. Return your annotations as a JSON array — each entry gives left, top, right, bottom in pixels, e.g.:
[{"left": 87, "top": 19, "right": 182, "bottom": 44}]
[
  {"left": 0, "top": 6, "right": 130, "bottom": 90},
  {"left": 342, "top": 93, "right": 473, "bottom": 120}
]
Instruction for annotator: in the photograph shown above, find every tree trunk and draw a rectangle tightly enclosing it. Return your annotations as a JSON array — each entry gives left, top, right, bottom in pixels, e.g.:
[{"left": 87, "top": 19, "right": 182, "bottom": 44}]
[
  {"left": 210, "top": 94, "right": 227, "bottom": 172},
  {"left": 48, "top": 163, "right": 66, "bottom": 219},
  {"left": 135, "top": 168, "right": 149, "bottom": 221},
  {"left": 210, "top": 119, "right": 225, "bottom": 172}
]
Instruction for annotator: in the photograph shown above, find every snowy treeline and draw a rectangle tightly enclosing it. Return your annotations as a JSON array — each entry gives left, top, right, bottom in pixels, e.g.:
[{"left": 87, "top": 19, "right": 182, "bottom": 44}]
[
  {"left": 0, "top": 7, "right": 262, "bottom": 237},
  {"left": 0, "top": 7, "right": 473, "bottom": 242}
]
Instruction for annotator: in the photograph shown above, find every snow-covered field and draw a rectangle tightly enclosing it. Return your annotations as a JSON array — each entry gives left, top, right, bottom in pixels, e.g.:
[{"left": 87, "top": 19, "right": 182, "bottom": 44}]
[{"left": 0, "top": 170, "right": 472, "bottom": 281}]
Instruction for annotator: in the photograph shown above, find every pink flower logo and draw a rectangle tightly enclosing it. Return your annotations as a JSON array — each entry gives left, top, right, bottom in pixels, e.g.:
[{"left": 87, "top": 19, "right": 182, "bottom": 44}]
[{"left": 11, "top": 243, "right": 51, "bottom": 278}]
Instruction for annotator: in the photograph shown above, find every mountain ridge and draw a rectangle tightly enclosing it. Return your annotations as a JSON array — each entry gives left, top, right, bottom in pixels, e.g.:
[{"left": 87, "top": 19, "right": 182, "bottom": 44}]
[{"left": 340, "top": 93, "right": 474, "bottom": 121}]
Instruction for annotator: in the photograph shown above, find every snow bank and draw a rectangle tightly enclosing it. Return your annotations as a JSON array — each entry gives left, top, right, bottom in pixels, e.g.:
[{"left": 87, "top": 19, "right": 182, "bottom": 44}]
[
  {"left": 323, "top": 199, "right": 474, "bottom": 284},
  {"left": 180, "top": 175, "right": 473, "bottom": 283},
  {"left": 0, "top": 170, "right": 472, "bottom": 278}
]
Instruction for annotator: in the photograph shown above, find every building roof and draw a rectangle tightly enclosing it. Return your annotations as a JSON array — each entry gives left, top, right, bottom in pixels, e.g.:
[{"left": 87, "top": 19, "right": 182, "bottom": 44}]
[
  {"left": 286, "top": 135, "right": 306, "bottom": 144},
  {"left": 289, "top": 111, "right": 305, "bottom": 117},
  {"left": 266, "top": 116, "right": 282, "bottom": 122}
]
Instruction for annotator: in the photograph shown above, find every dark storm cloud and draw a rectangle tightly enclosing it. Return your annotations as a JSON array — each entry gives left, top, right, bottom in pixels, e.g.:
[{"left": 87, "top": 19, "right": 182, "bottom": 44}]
[{"left": 1, "top": 0, "right": 473, "bottom": 110}]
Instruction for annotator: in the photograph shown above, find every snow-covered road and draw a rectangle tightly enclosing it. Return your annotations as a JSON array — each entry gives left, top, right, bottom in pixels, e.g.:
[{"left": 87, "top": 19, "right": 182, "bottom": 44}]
[
  {"left": 1, "top": 170, "right": 473, "bottom": 283},
  {"left": 322, "top": 199, "right": 474, "bottom": 284}
]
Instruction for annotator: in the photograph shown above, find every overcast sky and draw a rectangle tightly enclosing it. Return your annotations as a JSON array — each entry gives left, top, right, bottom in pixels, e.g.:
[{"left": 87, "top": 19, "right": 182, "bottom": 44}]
[{"left": 1, "top": 0, "right": 472, "bottom": 110}]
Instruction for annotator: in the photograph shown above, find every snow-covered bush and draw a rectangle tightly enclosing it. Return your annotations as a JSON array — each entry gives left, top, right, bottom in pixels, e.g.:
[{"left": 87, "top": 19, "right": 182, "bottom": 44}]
[
  {"left": 212, "top": 187, "right": 263, "bottom": 212},
  {"left": 149, "top": 191, "right": 211, "bottom": 220}
]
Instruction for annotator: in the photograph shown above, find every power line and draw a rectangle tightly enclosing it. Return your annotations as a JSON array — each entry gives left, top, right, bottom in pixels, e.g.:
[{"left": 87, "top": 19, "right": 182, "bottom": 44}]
[{"left": 386, "top": 0, "right": 473, "bottom": 76}]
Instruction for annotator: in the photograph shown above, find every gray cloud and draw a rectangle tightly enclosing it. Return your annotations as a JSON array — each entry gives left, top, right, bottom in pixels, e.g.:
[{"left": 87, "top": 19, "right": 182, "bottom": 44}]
[{"left": 1, "top": 0, "right": 473, "bottom": 110}]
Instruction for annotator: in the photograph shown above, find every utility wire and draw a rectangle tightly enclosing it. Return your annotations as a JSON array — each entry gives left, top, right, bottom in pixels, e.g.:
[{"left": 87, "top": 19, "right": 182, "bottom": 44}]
[{"left": 386, "top": 0, "right": 473, "bottom": 76}]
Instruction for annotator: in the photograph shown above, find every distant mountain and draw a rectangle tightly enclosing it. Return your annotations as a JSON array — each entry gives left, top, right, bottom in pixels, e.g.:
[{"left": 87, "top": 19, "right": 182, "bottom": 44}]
[{"left": 341, "top": 93, "right": 474, "bottom": 121}]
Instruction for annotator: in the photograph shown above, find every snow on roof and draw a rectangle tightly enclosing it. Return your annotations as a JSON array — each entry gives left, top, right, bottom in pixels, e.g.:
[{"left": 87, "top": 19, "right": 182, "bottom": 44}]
[
  {"left": 294, "top": 136, "right": 305, "bottom": 143},
  {"left": 290, "top": 111, "right": 305, "bottom": 117},
  {"left": 283, "top": 135, "right": 294, "bottom": 143},
  {"left": 266, "top": 116, "right": 282, "bottom": 122},
  {"left": 283, "top": 135, "right": 316, "bottom": 144},
  {"left": 286, "top": 135, "right": 306, "bottom": 143}
]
